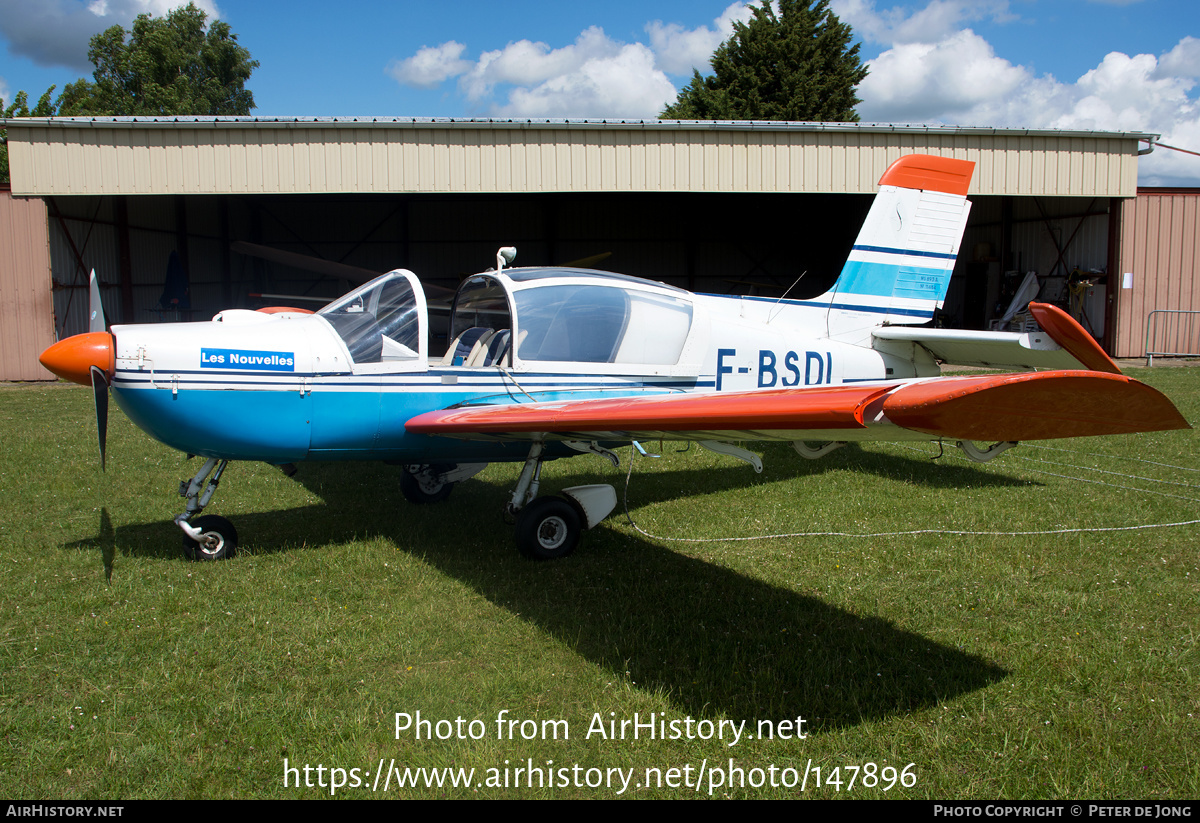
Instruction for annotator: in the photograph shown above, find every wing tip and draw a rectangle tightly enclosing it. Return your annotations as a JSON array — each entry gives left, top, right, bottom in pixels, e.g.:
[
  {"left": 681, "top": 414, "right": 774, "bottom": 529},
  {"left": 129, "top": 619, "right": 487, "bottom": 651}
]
[{"left": 883, "top": 371, "right": 1190, "bottom": 440}]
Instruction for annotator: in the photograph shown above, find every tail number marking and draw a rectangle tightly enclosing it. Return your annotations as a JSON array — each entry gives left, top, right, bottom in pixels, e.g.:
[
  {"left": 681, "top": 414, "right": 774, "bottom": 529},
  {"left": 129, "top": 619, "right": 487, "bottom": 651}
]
[{"left": 717, "top": 349, "right": 833, "bottom": 390}]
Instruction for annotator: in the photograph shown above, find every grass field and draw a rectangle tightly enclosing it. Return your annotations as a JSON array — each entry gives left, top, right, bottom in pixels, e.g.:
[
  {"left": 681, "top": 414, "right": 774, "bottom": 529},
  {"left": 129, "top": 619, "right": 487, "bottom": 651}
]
[{"left": 1, "top": 368, "right": 1197, "bottom": 799}]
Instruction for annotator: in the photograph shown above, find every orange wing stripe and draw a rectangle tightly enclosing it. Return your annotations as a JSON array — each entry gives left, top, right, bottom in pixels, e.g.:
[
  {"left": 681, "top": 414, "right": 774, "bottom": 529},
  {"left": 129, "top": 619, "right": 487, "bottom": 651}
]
[
  {"left": 406, "top": 385, "right": 893, "bottom": 435},
  {"left": 884, "top": 371, "right": 1189, "bottom": 441}
]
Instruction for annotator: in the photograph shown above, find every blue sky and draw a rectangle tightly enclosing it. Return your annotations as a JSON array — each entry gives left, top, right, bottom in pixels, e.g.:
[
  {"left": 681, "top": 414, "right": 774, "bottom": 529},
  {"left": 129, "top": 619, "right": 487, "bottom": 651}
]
[{"left": 2, "top": 0, "right": 1199, "bottom": 183}]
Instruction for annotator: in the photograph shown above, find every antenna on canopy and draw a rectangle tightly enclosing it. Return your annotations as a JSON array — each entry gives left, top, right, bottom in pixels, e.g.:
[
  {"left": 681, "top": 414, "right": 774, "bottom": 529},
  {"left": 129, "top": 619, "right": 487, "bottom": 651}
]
[{"left": 496, "top": 247, "right": 517, "bottom": 271}]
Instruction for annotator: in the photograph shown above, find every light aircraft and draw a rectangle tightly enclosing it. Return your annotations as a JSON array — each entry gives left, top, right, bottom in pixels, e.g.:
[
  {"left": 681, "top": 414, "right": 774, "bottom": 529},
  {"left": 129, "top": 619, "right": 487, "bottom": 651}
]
[{"left": 39, "top": 155, "right": 1189, "bottom": 561}]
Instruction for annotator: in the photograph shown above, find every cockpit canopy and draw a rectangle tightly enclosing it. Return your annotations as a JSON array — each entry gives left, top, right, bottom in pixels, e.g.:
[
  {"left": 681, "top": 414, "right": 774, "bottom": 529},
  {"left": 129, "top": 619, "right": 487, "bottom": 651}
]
[
  {"left": 450, "top": 268, "right": 694, "bottom": 367},
  {"left": 318, "top": 266, "right": 696, "bottom": 371}
]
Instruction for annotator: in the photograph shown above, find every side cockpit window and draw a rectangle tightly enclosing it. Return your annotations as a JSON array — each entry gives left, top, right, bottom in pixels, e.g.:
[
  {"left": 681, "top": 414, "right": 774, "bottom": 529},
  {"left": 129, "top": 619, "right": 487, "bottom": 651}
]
[
  {"left": 514, "top": 285, "right": 692, "bottom": 366},
  {"left": 613, "top": 291, "right": 693, "bottom": 365}
]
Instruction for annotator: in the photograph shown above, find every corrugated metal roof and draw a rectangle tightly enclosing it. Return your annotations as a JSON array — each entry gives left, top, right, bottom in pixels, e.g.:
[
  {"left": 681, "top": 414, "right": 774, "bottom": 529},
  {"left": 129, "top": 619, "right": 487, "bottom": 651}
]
[{"left": 0, "top": 116, "right": 1160, "bottom": 142}]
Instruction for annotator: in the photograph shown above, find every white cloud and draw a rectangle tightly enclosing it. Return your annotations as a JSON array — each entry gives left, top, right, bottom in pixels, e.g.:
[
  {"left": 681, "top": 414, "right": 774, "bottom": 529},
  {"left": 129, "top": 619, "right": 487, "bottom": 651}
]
[
  {"left": 645, "top": 1, "right": 754, "bottom": 75},
  {"left": 858, "top": 28, "right": 1029, "bottom": 122},
  {"left": 860, "top": 36, "right": 1200, "bottom": 183},
  {"left": 459, "top": 28, "right": 624, "bottom": 103},
  {"left": 1058, "top": 51, "right": 1193, "bottom": 131},
  {"left": 391, "top": 25, "right": 677, "bottom": 118},
  {"left": 386, "top": 6, "right": 781, "bottom": 119},
  {"left": 0, "top": 77, "right": 10, "bottom": 107},
  {"left": 385, "top": 4, "right": 772, "bottom": 118},
  {"left": 387, "top": 42, "right": 472, "bottom": 89},
  {"left": 0, "top": 0, "right": 220, "bottom": 71},
  {"left": 378, "top": 0, "right": 1200, "bottom": 182},
  {"left": 842, "top": 0, "right": 1200, "bottom": 184},
  {"left": 831, "top": 0, "right": 1011, "bottom": 46},
  {"left": 1053, "top": 51, "right": 1199, "bottom": 185},
  {"left": 1157, "top": 36, "right": 1200, "bottom": 79},
  {"left": 495, "top": 42, "right": 676, "bottom": 118}
]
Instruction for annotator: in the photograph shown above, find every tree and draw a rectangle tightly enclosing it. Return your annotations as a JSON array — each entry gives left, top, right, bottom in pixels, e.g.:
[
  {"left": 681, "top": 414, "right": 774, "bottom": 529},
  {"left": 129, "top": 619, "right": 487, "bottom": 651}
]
[
  {"left": 2, "top": 4, "right": 256, "bottom": 183},
  {"left": 660, "top": 0, "right": 867, "bottom": 122},
  {"left": 1, "top": 87, "right": 58, "bottom": 183},
  {"left": 57, "top": 2, "right": 258, "bottom": 117}
]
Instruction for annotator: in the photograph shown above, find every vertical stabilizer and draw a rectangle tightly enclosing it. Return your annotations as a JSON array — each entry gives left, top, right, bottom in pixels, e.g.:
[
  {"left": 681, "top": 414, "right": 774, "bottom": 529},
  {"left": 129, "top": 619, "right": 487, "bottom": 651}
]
[{"left": 820, "top": 155, "right": 975, "bottom": 345}]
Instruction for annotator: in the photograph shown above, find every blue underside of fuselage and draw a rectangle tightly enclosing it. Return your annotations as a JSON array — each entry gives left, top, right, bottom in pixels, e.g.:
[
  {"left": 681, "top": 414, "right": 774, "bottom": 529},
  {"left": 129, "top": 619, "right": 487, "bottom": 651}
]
[
  {"left": 111, "top": 382, "right": 676, "bottom": 464},
  {"left": 112, "top": 386, "right": 555, "bottom": 464}
]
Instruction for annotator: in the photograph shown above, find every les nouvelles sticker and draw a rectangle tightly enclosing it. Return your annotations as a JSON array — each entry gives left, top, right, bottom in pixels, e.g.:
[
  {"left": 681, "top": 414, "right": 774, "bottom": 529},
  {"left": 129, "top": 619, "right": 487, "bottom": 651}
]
[{"left": 201, "top": 348, "right": 295, "bottom": 371}]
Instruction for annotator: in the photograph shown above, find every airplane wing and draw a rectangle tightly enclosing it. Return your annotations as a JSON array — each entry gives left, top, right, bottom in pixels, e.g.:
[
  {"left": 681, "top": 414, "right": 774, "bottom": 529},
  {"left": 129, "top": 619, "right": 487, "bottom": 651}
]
[
  {"left": 406, "top": 370, "right": 1189, "bottom": 445},
  {"left": 872, "top": 302, "right": 1121, "bottom": 373}
]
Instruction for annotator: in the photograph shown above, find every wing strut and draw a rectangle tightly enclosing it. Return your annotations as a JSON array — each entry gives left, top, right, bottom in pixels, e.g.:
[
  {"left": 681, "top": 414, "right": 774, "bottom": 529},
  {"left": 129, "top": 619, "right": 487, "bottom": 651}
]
[{"left": 508, "top": 442, "right": 546, "bottom": 515}]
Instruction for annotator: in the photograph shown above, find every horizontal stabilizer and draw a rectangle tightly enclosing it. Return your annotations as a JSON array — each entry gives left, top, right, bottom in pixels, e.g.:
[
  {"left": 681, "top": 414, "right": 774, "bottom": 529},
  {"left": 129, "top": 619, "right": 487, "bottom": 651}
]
[
  {"left": 873, "top": 327, "right": 1087, "bottom": 371},
  {"left": 873, "top": 302, "right": 1121, "bottom": 373},
  {"left": 883, "top": 371, "right": 1190, "bottom": 441}
]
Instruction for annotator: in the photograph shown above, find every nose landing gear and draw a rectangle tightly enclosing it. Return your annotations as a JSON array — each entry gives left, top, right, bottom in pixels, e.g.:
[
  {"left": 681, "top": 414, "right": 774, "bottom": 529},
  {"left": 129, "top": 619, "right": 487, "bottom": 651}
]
[{"left": 175, "top": 458, "right": 236, "bottom": 561}]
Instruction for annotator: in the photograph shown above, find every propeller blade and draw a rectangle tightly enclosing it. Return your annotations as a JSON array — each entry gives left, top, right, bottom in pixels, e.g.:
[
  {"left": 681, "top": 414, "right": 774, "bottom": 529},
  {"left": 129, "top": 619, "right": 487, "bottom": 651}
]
[
  {"left": 88, "top": 269, "right": 107, "bottom": 333},
  {"left": 90, "top": 365, "right": 109, "bottom": 471}
]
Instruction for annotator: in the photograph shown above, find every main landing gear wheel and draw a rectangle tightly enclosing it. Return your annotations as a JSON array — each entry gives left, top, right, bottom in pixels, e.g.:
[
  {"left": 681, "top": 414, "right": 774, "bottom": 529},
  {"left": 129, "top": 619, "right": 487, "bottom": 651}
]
[
  {"left": 400, "top": 465, "right": 455, "bottom": 504},
  {"left": 182, "top": 515, "right": 238, "bottom": 561},
  {"left": 515, "top": 497, "right": 582, "bottom": 561}
]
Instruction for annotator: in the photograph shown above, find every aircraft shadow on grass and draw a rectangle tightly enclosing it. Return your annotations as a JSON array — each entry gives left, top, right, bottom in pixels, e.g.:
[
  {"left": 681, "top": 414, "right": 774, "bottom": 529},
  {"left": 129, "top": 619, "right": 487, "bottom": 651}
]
[
  {"left": 615, "top": 440, "right": 1037, "bottom": 505},
  {"left": 73, "top": 452, "right": 1010, "bottom": 729}
]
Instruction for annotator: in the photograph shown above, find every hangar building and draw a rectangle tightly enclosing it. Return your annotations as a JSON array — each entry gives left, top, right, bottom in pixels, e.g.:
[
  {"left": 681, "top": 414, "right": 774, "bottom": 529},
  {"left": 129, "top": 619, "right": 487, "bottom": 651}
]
[{"left": 1, "top": 117, "right": 1193, "bottom": 380}]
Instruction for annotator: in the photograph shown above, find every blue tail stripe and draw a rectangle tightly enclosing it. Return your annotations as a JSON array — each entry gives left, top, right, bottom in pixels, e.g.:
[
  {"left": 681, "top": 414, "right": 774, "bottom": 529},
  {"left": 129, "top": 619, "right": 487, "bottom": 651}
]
[{"left": 835, "top": 260, "right": 952, "bottom": 300}]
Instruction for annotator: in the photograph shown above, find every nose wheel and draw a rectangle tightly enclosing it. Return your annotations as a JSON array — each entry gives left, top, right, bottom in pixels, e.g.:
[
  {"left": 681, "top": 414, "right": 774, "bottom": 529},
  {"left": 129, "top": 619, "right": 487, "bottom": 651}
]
[{"left": 181, "top": 515, "right": 239, "bottom": 561}]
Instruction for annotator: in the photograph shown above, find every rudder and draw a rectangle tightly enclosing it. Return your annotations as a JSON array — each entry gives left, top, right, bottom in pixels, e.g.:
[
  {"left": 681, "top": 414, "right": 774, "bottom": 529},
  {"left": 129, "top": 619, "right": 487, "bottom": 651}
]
[{"left": 821, "top": 155, "right": 975, "bottom": 344}]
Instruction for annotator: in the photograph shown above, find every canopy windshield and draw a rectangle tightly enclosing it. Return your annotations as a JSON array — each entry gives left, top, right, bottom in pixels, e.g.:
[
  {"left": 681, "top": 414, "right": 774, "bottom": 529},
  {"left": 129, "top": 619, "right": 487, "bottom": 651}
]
[{"left": 319, "top": 271, "right": 424, "bottom": 364}]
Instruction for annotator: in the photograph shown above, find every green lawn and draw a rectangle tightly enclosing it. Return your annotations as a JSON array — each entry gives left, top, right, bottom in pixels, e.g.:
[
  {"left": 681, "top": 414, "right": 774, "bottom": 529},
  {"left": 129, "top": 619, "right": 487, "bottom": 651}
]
[{"left": 1, "top": 368, "right": 1196, "bottom": 798}]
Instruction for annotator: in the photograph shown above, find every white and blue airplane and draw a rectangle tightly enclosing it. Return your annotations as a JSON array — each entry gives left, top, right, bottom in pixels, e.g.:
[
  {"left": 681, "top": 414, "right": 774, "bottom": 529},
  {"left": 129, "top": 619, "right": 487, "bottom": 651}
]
[{"left": 40, "top": 155, "right": 1189, "bottom": 561}]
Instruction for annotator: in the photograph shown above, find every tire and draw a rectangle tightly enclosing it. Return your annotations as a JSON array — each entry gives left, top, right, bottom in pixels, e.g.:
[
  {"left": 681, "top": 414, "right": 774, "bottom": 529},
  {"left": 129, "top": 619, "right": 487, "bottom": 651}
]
[
  {"left": 399, "top": 465, "right": 455, "bottom": 504},
  {"left": 182, "top": 515, "right": 238, "bottom": 561},
  {"left": 515, "top": 497, "right": 582, "bottom": 561}
]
